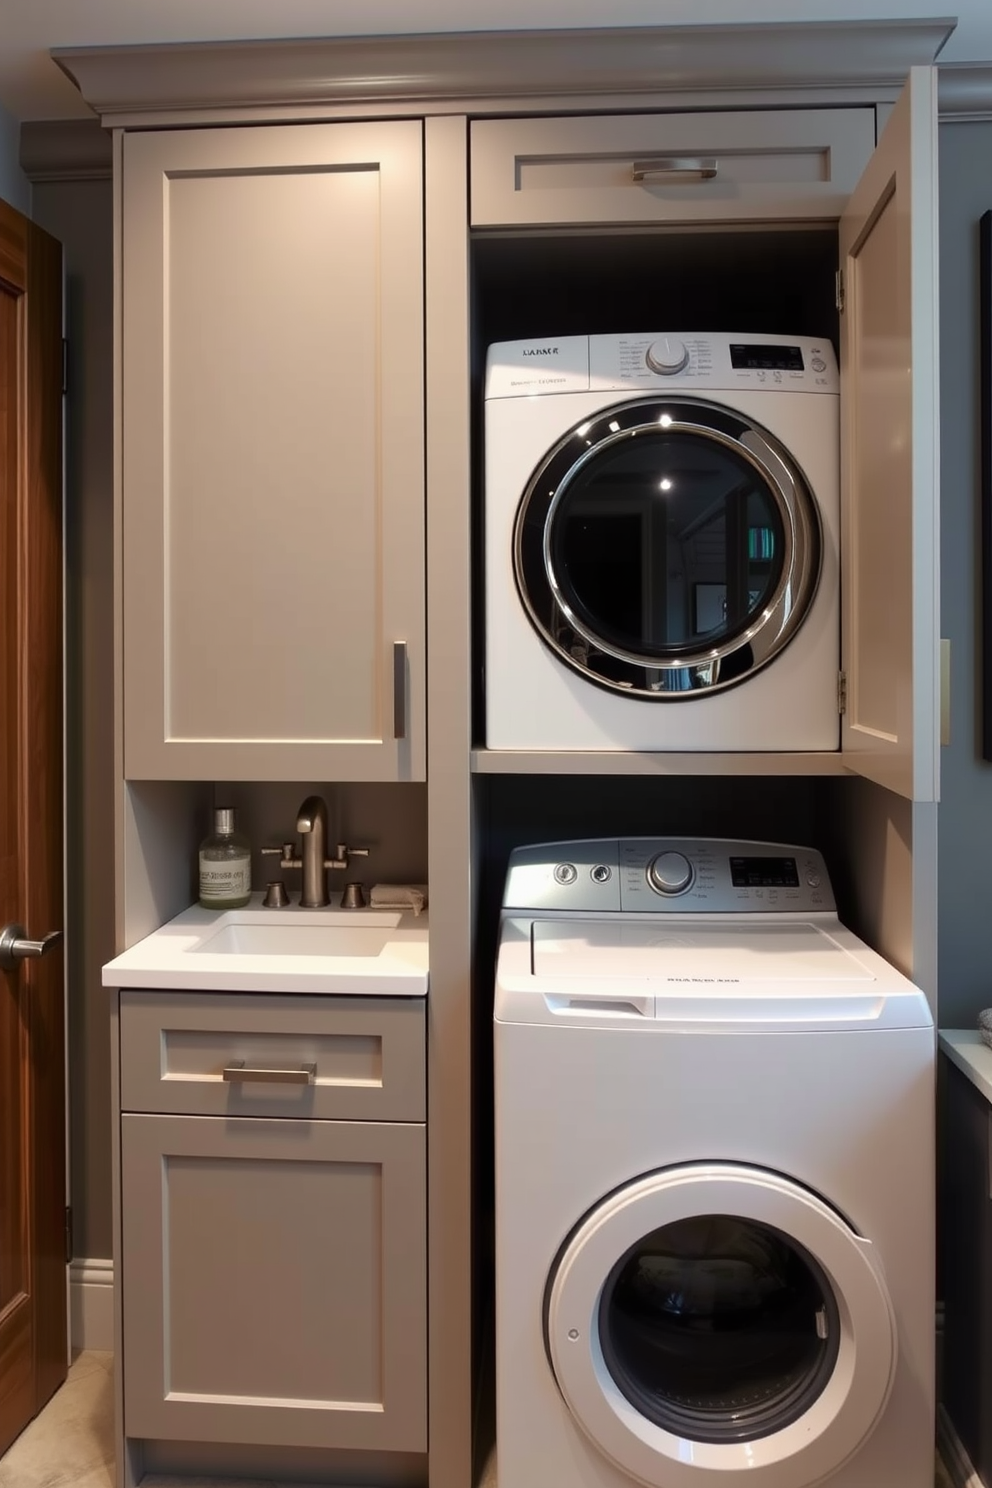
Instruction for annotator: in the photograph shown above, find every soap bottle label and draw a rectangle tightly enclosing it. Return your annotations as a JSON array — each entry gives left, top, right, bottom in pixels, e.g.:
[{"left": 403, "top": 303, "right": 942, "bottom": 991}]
[{"left": 199, "top": 856, "right": 252, "bottom": 903}]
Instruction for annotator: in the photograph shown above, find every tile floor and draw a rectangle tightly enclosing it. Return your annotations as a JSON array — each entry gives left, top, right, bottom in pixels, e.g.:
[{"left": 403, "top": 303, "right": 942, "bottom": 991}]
[{"left": 0, "top": 1354, "right": 962, "bottom": 1488}]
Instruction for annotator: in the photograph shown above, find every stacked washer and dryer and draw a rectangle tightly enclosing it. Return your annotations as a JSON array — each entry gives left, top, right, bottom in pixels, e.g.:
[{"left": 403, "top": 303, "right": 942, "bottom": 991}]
[{"left": 484, "top": 335, "right": 935, "bottom": 1488}]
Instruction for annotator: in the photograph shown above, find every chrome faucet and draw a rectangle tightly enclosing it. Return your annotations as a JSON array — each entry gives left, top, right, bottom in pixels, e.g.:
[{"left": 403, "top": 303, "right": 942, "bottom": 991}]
[{"left": 262, "top": 795, "right": 369, "bottom": 908}]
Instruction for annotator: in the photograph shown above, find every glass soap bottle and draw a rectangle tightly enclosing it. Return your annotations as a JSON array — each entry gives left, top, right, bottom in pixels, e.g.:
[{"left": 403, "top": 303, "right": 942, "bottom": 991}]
[{"left": 199, "top": 807, "right": 252, "bottom": 909}]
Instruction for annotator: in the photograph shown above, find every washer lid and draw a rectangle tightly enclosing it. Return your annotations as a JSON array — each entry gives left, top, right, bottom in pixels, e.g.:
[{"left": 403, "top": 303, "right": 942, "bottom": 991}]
[
  {"left": 494, "top": 915, "right": 934, "bottom": 1030},
  {"left": 531, "top": 920, "right": 875, "bottom": 983}
]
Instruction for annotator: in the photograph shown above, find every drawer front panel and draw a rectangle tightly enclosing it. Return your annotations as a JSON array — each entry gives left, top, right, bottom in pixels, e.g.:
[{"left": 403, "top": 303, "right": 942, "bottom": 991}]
[
  {"left": 120, "top": 991, "right": 424, "bottom": 1120},
  {"left": 470, "top": 109, "right": 875, "bottom": 226}
]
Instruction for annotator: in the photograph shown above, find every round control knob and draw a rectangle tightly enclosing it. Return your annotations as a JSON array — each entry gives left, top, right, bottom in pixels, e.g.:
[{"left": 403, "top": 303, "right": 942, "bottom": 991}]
[
  {"left": 647, "top": 851, "right": 694, "bottom": 896},
  {"left": 646, "top": 337, "right": 689, "bottom": 376}
]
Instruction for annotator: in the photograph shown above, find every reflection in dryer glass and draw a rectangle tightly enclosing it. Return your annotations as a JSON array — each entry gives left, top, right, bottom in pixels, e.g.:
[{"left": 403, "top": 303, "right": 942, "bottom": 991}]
[{"left": 598, "top": 1215, "right": 840, "bottom": 1443}]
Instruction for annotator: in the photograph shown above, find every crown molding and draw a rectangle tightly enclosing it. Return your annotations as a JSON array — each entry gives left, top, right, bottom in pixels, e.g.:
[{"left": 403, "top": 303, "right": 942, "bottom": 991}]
[
  {"left": 938, "top": 63, "right": 992, "bottom": 121},
  {"left": 19, "top": 118, "right": 112, "bottom": 182},
  {"left": 53, "top": 21, "right": 955, "bottom": 124}
]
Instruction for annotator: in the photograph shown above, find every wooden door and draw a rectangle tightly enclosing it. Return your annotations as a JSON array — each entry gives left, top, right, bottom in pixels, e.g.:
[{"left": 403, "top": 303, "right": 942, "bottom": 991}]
[
  {"left": 0, "top": 197, "right": 66, "bottom": 1454},
  {"left": 839, "top": 66, "right": 940, "bottom": 802},
  {"left": 121, "top": 120, "right": 426, "bottom": 783}
]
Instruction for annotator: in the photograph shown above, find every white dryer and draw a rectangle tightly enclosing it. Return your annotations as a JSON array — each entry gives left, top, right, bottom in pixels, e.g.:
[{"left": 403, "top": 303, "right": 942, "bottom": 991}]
[
  {"left": 494, "top": 838, "right": 934, "bottom": 1488},
  {"left": 484, "top": 333, "right": 839, "bottom": 751}
]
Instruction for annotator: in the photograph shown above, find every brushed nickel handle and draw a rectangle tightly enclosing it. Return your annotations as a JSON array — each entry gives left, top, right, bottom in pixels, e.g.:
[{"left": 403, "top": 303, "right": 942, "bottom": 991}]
[
  {"left": 393, "top": 642, "right": 407, "bottom": 740},
  {"left": 222, "top": 1061, "right": 316, "bottom": 1085},
  {"left": 632, "top": 157, "right": 718, "bottom": 183},
  {"left": 0, "top": 923, "right": 63, "bottom": 972}
]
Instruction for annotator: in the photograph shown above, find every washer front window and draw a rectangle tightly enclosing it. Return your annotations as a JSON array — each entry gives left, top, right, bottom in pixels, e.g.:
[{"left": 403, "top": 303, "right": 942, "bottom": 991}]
[
  {"left": 513, "top": 398, "right": 821, "bottom": 697},
  {"left": 598, "top": 1214, "right": 840, "bottom": 1444}
]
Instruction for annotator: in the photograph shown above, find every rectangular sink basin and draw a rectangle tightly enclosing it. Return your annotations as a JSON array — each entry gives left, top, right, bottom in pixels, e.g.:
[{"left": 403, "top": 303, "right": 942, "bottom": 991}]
[
  {"left": 192, "top": 922, "right": 395, "bottom": 958},
  {"left": 102, "top": 897, "right": 428, "bottom": 996}
]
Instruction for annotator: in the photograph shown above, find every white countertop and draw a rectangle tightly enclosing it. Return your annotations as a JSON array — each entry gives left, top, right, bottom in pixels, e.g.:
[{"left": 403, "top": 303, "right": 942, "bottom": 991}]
[
  {"left": 939, "top": 1030, "right": 992, "bottom": 1105},
  {"left": 102, "top": 894, "right": 429, "bottom": 996}
]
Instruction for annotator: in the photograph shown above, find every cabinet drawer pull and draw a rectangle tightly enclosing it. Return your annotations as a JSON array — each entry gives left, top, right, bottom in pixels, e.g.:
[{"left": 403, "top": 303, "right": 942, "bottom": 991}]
[
  {"left": 222, "top": 1061, "right": 317, "bottom": 1085},
  {"left": 632, "top": 157, "right": 718, "bottom": 184}
]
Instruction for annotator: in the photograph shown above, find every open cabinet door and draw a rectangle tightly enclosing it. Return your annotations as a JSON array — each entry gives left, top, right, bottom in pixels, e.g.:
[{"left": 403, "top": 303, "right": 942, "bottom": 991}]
[
  {"left": 838, "top": 63, "right": 939, "bottom": 803},
  {"left": 839, "top": 66, "right": 940, "bottom": 802}
]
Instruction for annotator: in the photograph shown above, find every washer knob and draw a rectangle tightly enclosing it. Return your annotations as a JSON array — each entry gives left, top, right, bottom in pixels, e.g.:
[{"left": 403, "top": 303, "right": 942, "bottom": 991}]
[
  {"left": 646, "top": 337, "right": 689, "bottom": 376},
  {"left": 647, "top": 851, "right": 694, "bottom": 896}
]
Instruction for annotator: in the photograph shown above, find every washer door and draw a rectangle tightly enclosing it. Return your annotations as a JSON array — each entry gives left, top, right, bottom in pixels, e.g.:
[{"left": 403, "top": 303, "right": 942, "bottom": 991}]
[
  {"left": 514, "top": 397, "right": 821, "bottom": 697},
  {"left": 546, "top": 1164, "right": 895, "bottom": 1488}
]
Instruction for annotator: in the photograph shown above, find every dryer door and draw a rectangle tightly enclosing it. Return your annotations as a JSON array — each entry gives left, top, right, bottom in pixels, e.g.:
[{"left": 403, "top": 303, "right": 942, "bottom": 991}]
[
  {"left": 514, "top": 397, "right": 821, "bottom": 697},
  {"left": 545, "top": 1163, "right": 895, "bottom": 1488}
]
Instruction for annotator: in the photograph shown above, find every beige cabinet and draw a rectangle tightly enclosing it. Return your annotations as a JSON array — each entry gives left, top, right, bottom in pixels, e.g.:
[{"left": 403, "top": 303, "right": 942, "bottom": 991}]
[
  {"left": 115, "top": 992, "right": 427, "bottom": 1455},
  {"left": 470, "top": 108, "right": 877, "bottom": 227},
  {"left": 468, "top": 72, "right": 940, "bottom": 804},
  {"left": 121, "top": 121, "right": 426, "bottom": 781}
]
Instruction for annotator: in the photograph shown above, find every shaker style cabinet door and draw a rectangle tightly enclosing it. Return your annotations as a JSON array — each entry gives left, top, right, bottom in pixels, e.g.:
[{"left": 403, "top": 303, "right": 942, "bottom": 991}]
[
  {"left": 121, "top": 122, "right": 425, "bottom": 780},
  {"left": 120, "top": 1113, "right": 427, "bottom": 1451},
  {"left": 839, "top": 67, "right": 939, "bottom": 802}
]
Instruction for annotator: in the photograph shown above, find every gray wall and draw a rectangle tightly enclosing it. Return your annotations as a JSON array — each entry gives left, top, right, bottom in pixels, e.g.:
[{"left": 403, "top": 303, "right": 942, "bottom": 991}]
[
  {"left": 0, "top": 99, "right": 29, "bottom": 213},
  {"left": 30, "top": 175, "right": 116, "bottom": 1262},
  {"left": 937, "top": 121, "right": 992, "bottom": 1030}
]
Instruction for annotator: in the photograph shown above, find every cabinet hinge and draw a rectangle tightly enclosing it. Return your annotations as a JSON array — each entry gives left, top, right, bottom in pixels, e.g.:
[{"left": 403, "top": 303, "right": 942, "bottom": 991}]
[
  {"left": 61, "top": 337, "right": 68, "bottom": 396},
  {"left": 837, "top": 670, "right": 848, "bottom": 716},
  {"left": 65, "top": 1205, "right": 73, "bottom": 1265},
  {"left": 835, "top": 270, "right": 845, "bottom": 313}
]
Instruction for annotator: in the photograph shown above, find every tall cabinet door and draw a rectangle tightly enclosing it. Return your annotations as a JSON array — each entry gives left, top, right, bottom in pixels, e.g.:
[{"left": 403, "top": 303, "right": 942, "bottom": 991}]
[
  {"left": 121, "top": 122, "right": 425, "bottom": 781},
  {"left": 839, "top": 67, "right": 939, "bottom": 803}
]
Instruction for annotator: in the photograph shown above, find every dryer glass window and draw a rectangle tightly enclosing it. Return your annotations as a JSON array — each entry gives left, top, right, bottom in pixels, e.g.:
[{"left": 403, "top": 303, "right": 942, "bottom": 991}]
[
  {"left": 513, "top": 398, "right": 821, "bottom": 698},
  {"left": 598, "top": 1214, "right": 840, "bottom": 1443},
  {"left": 548, "top": 432, "right": 784, "bottom": 658}
]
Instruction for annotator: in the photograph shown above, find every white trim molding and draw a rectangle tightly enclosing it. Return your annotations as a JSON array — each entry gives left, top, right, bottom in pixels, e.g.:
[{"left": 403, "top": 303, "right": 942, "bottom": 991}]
[
  {"left": 70, "top": 1258, "right": 114, "bottom": 1353},
  {"left": 939, "top": 64, "right": 992, "bottom": 121},
  {"left": 52, "top": 21, "right": 954, "bottom": 125},
  {"left": 19, "top": 118, "right": 112, "bottom": 183}
]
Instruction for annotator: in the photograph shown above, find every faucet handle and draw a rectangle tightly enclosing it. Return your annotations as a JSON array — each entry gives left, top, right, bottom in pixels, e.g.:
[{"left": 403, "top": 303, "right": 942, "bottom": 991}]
[
  {"left": 262, "top": 842, "right": 302, "bottom": 869},
  {"left": 336, "top": 844, "right": 369, "bottom": 860}
]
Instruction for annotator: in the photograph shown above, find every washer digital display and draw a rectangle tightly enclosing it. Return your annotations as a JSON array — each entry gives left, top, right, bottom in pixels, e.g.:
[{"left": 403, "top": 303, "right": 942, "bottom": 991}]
[{"left": 730, "top": 856, "right": 801, "bottom": 888}]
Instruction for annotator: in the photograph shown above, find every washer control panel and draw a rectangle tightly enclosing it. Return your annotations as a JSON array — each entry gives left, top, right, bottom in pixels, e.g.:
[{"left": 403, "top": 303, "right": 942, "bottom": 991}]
[{"left": 502, "top": 838, "right": 834, "bottom": 914}]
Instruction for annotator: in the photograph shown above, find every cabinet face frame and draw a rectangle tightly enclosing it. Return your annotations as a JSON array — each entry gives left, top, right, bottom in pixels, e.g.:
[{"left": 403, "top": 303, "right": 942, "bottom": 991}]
[{"left": 120, "top": 120, "right": 426, "bottom": 782}]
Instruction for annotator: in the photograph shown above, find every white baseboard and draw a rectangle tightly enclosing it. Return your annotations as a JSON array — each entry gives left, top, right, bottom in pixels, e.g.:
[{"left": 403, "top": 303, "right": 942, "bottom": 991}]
[
  {"left": 938, "top": 1403, "right": 988, "bottom": 1488},
  {"left": 69, "top": 1258, "right": 113, "bottom": 1352}
]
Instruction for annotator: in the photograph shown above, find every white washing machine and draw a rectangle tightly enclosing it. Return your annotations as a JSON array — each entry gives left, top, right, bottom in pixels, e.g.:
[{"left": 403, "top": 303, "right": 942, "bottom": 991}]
[
  {"left": 484, "top": 333, "right": 839, "bottom": 751},
  {"left": 494, "top": 838, "right": 934, "bottom": 1488}
]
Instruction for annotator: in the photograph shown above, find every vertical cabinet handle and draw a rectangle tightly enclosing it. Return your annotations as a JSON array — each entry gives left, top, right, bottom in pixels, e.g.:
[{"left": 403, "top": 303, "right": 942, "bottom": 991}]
[{"left": 393, "top": 641, "right": 407, "bottom": 740}]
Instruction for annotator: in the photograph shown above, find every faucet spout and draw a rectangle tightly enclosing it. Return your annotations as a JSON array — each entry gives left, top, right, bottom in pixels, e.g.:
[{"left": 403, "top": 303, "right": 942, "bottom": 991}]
[{"left": 295, "top": 795, "right": 330, "bottom": 908}]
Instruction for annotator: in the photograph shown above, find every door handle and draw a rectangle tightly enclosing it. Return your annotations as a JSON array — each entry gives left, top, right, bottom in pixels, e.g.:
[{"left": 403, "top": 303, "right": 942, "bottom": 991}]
[{"left": 0, "top": 923, "right": 63, "bottom": 972}]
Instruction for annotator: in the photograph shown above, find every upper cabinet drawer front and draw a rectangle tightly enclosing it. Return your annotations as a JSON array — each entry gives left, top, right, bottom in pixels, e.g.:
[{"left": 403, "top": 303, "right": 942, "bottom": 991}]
[
  {"left": 470, "top": 109, "right": 876, "bottom": 227},
  {"left": 120, "top": 991, "right": 424, "bottom": 1121}
]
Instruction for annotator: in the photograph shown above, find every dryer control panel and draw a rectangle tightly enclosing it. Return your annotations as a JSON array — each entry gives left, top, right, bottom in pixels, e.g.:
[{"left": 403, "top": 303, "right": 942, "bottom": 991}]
[
  {"left": 485, "top": 332, "right": 839, "bottom": 399},
  {"left": 502, "top": 838, "right": 835, "bottom": 914}
]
